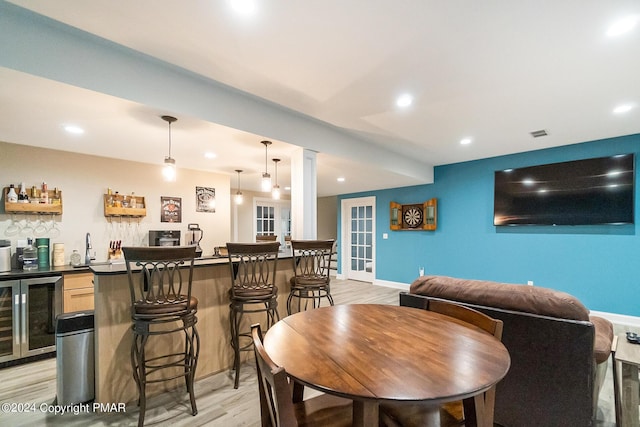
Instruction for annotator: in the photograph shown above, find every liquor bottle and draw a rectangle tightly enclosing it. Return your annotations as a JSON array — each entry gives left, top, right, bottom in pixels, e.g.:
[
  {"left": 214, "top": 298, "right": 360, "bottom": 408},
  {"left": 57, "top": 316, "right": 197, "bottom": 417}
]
[
  {"left": 23, "top": 238, "right": 38, "bottom": 271},
  {"left": 130, "top": 192, "right": 137, "bottom": 208},
  {"left": 7, "top": 184, "right": 18, "bottom": 203},
  {"left": 18, "top": 182, "right": 28, "bottom": 203},
  {"left": 52, "top": 187, "right": 61, "bottom": 205},
  {"left": 41, "top": 182, "right": 49, "bottom": 204}
]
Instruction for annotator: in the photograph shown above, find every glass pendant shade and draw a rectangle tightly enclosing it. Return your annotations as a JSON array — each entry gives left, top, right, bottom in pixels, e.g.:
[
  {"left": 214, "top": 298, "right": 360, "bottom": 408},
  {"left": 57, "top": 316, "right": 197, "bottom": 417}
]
[
  {"left": 261, "top": 173, "right": 272, "bottom": 191},
  {"left": 260, "top": 140, "right": 272, "bottom": 192},
  {"left": 163, "top": 157, "right": 176, "bottom": 182},
  {"left": 272, "top": 158, "right": 281, "bottom": 199},
  {"left": 234, "top": 169, "right": 244, "bottom": 204},
  {"left": 161, "top": 115, "right": 178, "bottom": 182}
]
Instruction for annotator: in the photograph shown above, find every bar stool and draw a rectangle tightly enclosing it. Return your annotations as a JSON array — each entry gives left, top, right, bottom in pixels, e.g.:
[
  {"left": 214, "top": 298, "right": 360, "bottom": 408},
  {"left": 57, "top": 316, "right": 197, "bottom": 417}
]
[
  {"left": 226, "top": 242, "right": 280, "bottom": 389},
  {"left": 123, "top": 246, "right": 199, "bottom": 427},
  {"left": 287, "top": 239, "right": 335, "bottom": 315}
]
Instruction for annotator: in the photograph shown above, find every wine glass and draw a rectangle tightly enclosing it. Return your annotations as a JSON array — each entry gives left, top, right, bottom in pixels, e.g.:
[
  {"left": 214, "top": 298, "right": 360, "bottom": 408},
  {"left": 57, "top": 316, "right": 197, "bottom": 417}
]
[
  {"left": 48, "top": 214, "right": 61, "bottom": 238},
  {"left": 34, "top": 214, "right": 48, "bottom": 237},
  {"left": 20, "top": 215, "right": 34, "bottom": 237},
  {"left": 5, "top": 214, "right": 21, "bottom": 236}
]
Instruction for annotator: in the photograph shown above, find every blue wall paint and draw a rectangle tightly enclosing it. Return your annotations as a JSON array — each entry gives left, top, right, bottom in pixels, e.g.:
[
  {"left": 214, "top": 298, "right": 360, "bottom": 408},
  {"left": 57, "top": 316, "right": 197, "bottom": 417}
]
[{"left": 338, "top": 133, "right": 640, "bottom": 316}]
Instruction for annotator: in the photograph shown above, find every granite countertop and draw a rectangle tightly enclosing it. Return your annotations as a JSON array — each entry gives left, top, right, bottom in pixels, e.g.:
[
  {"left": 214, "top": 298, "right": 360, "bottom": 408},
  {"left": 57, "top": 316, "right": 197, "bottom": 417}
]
[
  {"left": 1, "top": 249, "right": 294, "bottom": 279},
  {"left": 0, "top": 263, "right": 90, "bottom": 280},
  {"left": 91, "top": 249, "right": 293, "bottom": 275}
]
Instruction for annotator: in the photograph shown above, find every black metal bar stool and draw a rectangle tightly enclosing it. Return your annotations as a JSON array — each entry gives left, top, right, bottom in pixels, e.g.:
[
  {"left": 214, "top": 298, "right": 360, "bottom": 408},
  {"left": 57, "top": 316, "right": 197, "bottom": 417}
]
[
  {"left": 287, "top": 239, "right": 335, "bottom": 315},
  {"left": 226, "top": 242, "right": 280, "bottom": 389},
  {"left": 123, "top": 246, "right": 199, "bottom": 427}
]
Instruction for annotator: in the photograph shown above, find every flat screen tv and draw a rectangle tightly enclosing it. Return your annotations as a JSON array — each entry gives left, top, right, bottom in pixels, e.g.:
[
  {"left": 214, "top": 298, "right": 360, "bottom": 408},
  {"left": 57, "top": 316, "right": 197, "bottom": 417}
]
[{"left": 494, "top": 153, "right": 635, "bottom": 226}]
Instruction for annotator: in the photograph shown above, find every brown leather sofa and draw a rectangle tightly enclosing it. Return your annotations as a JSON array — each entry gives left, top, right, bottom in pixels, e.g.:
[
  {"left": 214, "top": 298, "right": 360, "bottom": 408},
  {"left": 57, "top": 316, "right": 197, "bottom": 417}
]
[{"left": 405, "top": 275, "right": 613, "bottom": 427}]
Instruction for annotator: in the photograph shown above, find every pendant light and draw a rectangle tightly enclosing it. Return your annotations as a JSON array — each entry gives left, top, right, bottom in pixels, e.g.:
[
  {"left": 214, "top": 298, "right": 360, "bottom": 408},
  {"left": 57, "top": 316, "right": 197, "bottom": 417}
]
[
  {"left": 260, "top": 140, "right": 272, "bottom": 191},
  {"left": 234, "top": 169, "right": 244, "bottom": 204},
  {"left": 161, "top": 115, "right": 177, "bottom": 182},
  {"left": 272, "top": 158, "right": 281, "bottom": 200}
]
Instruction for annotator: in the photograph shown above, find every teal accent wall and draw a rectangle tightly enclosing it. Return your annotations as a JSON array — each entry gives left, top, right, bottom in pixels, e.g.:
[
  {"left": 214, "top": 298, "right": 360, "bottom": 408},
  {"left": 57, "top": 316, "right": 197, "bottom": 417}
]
[{"left": 338, "top": 133, "right": 640, "bottom": 316}]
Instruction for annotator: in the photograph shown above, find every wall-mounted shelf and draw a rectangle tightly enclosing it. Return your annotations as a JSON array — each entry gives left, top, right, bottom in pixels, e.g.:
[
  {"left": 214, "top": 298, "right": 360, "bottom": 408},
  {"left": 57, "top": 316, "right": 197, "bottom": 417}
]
[
  {"left": 390, "top": 198, "right": 437, "bottom": 231},
  {"left": 104, "top": 194, "right": 146, "bottom": 218},
  {"left": 4, "top": 187, "right": 63, "bottom": 215}
]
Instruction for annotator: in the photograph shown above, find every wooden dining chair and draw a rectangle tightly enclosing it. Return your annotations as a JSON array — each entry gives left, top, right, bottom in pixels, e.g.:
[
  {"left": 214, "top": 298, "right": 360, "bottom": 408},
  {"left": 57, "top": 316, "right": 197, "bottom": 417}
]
[
  {"left": 380, "top": 297, "right": 503, "bottom": 427},
  {"left": 251, "top": 324, "right": 353, "bottom": 427}
]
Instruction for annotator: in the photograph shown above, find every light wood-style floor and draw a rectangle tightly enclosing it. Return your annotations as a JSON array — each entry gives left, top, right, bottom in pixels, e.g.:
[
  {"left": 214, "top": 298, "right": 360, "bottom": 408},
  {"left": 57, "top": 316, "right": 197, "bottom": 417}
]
[{"left": 0, "top": 279, "right": 620, "bottom": 426}]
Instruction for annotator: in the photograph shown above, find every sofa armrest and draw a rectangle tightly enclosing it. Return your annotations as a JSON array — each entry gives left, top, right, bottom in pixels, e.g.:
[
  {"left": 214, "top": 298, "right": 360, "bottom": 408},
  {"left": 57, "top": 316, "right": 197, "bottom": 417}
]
[{"left": 590, "top": 315, "right": 614, "bottom": 364}]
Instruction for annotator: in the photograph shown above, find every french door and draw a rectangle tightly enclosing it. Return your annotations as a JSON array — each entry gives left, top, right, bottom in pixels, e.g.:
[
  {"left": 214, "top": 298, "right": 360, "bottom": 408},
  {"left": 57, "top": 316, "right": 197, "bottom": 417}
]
[
  {"left": 341, "top": 196, "right": 375, "bottom": 282},
  {"left": 255, "top": 199, "right": 291, "bottom": 247}
]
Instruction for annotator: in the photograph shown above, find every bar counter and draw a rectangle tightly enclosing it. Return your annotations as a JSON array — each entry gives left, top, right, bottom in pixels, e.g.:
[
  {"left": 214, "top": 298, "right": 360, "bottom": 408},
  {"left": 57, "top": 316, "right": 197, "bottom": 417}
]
[{"left": 91, "top": 252, "right": 294, "bottom": 404}]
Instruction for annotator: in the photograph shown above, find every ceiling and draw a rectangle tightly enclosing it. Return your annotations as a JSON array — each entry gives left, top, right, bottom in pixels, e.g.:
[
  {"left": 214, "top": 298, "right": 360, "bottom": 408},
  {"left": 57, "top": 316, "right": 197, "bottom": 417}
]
[{"left": 1, "top": 1, "right": 639, "bottom": 196}]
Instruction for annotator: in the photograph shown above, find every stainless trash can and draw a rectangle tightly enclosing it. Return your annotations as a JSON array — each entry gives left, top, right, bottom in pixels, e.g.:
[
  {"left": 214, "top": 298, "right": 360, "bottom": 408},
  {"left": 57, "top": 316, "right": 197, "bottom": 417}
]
[{"left": 55, "top": 310, "right": 95, "bottom": 405}]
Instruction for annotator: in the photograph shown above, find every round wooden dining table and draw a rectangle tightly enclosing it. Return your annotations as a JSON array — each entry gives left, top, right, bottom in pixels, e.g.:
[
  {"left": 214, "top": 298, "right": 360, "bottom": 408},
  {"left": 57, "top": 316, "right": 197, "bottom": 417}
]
[{"left": 263, "top": 304, "right": 510, "bottom": 427}]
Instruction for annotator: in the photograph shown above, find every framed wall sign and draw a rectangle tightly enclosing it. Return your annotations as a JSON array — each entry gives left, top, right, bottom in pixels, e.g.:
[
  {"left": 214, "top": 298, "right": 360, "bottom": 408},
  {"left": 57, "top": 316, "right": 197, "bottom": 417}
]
[
  {"left": 196, "top": 186, "right": 216, "bottom": 213},
  {"left": 161, "top": 196, "right": 182, "bottom": 223}
]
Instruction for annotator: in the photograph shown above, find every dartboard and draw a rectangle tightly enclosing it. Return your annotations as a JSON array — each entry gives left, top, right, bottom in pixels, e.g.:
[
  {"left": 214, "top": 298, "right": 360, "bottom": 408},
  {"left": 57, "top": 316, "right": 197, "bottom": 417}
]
[{"left": 403, "top": 206, "right": 423, "bottom": 228}]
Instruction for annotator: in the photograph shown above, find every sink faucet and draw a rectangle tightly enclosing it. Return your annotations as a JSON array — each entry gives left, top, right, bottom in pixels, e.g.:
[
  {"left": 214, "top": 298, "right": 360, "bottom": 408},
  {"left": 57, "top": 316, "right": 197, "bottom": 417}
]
[{"left": 85, "top": 232, "right": 94, "bottom": 264}]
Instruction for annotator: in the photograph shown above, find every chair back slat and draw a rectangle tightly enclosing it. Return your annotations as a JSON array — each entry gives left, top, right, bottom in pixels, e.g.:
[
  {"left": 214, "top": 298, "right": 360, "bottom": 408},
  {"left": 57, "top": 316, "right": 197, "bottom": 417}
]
[
  {"left": 123, "top": 246, "right": 196, "bottom": 316},
  {"left": 252, "top": 324, "right": 298, "bottom": 427},
  {"left": 291, "top": 240, "right": 334, "bottom": 283},
  {"left": 227, "top": 242, "right": 280, "bottom": 297}
]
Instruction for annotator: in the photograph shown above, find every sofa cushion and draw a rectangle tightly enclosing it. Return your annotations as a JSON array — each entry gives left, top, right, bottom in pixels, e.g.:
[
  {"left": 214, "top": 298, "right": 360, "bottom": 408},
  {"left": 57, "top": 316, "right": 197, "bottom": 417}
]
[
  {"left": 590, "top": 315, "right": 614, "bottom": 364},
  {"left": 410, "top": 275, "right": 590, "bottom": 321}
]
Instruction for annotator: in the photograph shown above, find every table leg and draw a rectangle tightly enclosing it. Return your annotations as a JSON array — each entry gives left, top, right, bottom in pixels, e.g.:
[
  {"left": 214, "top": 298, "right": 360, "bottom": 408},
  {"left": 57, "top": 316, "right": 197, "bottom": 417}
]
[
  {"left": 353, "top": 400, "right": 379, "bottom": 427},
  {"left": 620, "top": 362, "right": 640, "bottom": 427}
]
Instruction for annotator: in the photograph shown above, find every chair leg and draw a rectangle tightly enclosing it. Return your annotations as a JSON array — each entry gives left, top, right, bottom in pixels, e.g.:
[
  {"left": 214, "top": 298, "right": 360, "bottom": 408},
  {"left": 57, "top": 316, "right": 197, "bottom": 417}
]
[
  {"left": 137, "top": 334, "right": 149, "bottom": 427},
  {"left": 230, "top": 306, "right": 242, "bottom": 389},
  {"left": 185, "top": 323, "right": 199, "bottom": 416},
  {"left": 286, "top": 291, "right": 295, "bottom": 315}
]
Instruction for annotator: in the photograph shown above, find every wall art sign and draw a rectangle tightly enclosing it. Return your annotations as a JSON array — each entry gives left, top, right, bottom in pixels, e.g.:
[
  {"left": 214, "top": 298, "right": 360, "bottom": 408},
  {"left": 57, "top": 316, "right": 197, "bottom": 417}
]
[
  {"left": 161, "top": 196, "right": 182, "bottom": 223},
  {"left": 196, "top": 186, "right": 216, "bottom": 213}
]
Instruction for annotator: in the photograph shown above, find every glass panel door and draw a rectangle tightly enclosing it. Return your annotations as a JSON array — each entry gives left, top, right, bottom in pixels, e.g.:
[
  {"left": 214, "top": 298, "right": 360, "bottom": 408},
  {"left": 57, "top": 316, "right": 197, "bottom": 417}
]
[
  {"left": 341, "top": 197, "right": 375, "bottom": 282},
  {"left": 21, "top": 276, "right": 61, "bottom": 357},
  {"left": 0, "top": 280, "right": 19, "bottom": 362}
]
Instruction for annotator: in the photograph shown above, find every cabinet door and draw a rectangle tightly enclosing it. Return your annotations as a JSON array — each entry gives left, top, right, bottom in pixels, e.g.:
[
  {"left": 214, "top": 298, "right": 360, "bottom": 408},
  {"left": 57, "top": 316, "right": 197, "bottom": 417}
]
[
  {"left": 64, "top": 288, "right": 95, "bottom": 313},
  {"left": 63, "top": 273, "right": 94, "bottom": 312}
]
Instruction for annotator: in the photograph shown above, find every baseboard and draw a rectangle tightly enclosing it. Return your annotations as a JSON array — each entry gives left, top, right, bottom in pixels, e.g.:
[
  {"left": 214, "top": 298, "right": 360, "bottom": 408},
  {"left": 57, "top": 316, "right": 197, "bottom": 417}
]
[
  {"left": 590, "top": 310, "right": 640, "bottom": 328},
  {"left": 374, "top": 279, "right": 410, "bottom": 290}
]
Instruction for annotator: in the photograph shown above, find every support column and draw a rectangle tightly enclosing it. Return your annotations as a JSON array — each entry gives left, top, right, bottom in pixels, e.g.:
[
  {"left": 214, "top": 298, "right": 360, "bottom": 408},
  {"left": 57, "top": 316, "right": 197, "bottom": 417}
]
[{"left": 290, "top": 148, "right": 317, "bottom": 239}]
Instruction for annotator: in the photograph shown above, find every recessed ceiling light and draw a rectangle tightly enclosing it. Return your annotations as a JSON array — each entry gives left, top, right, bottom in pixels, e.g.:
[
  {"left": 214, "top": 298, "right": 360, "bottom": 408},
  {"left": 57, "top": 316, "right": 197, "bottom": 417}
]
[
  {"left": 229, "top": 0, "right": 257, "bottom": 15},
  {"left": 337, "top": 177, "right": 345, "bottom": 182},
  {"left": 606, "top": 15, "right": 639, "bottom": 37},
  {"left": 204, "top": 152, "right": 217, "bottom": 159},
  {"left": 396, "top": 94, "right": 413, "bottom": 108},
  {"left": 613, "top": 104, "right": 634, "bottom": 114},
  {"left": 64, "top": 125, "right": 84, "bottom": 135},
  {"left": 460, "top": 137, "right": 472, "bottom": 145}
]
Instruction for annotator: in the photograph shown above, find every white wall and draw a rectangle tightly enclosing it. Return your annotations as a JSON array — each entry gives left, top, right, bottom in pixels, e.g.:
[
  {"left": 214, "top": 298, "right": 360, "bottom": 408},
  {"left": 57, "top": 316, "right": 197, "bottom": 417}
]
[{"left": 0, "top": 141, "right": 231, "bottom": 263}]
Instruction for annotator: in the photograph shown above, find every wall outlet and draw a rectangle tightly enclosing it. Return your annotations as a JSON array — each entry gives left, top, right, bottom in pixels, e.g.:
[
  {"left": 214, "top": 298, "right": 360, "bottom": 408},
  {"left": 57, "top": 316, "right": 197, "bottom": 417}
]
[
  {"left": 527, "top": 280, "right": 534, "bottom": 286},
  {"left": 382, "top": 233, "right": 388, "bottom": 239}
]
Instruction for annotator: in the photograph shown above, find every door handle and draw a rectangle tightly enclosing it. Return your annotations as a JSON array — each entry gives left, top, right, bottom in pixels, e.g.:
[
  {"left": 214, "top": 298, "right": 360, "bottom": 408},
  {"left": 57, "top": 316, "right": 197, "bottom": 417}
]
[
  {"left": 14, "top": 294, "right": 20, "bottom": 346},
  {"left": 21, "top": 292, "right": 27, "bottom": 345}
]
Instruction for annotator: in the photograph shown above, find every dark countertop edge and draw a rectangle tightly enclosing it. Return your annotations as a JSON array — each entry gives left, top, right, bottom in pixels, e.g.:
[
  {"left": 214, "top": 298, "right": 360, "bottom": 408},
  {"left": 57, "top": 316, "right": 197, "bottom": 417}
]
[
  {"left": 0, "top": 251, "right": 294, "bottom": 279},
  {"left": 0, "top": 264, "right": 88, "bottom": 280},
  {"left": 91, "top": 251, "right": 294, "bottom": 276}
]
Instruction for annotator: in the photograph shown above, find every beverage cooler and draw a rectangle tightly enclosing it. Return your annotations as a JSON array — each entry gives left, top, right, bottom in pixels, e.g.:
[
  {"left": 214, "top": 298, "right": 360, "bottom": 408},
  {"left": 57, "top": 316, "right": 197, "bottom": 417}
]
[{"left": 0, "top": 276, "right": 62, "bottom": 363}]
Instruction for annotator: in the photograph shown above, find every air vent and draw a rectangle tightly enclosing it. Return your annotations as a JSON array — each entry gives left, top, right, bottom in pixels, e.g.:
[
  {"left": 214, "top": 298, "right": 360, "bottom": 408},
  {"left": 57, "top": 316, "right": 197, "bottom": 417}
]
[{"left": 530, "top": 129, "right": 548, "bottom": 138}]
